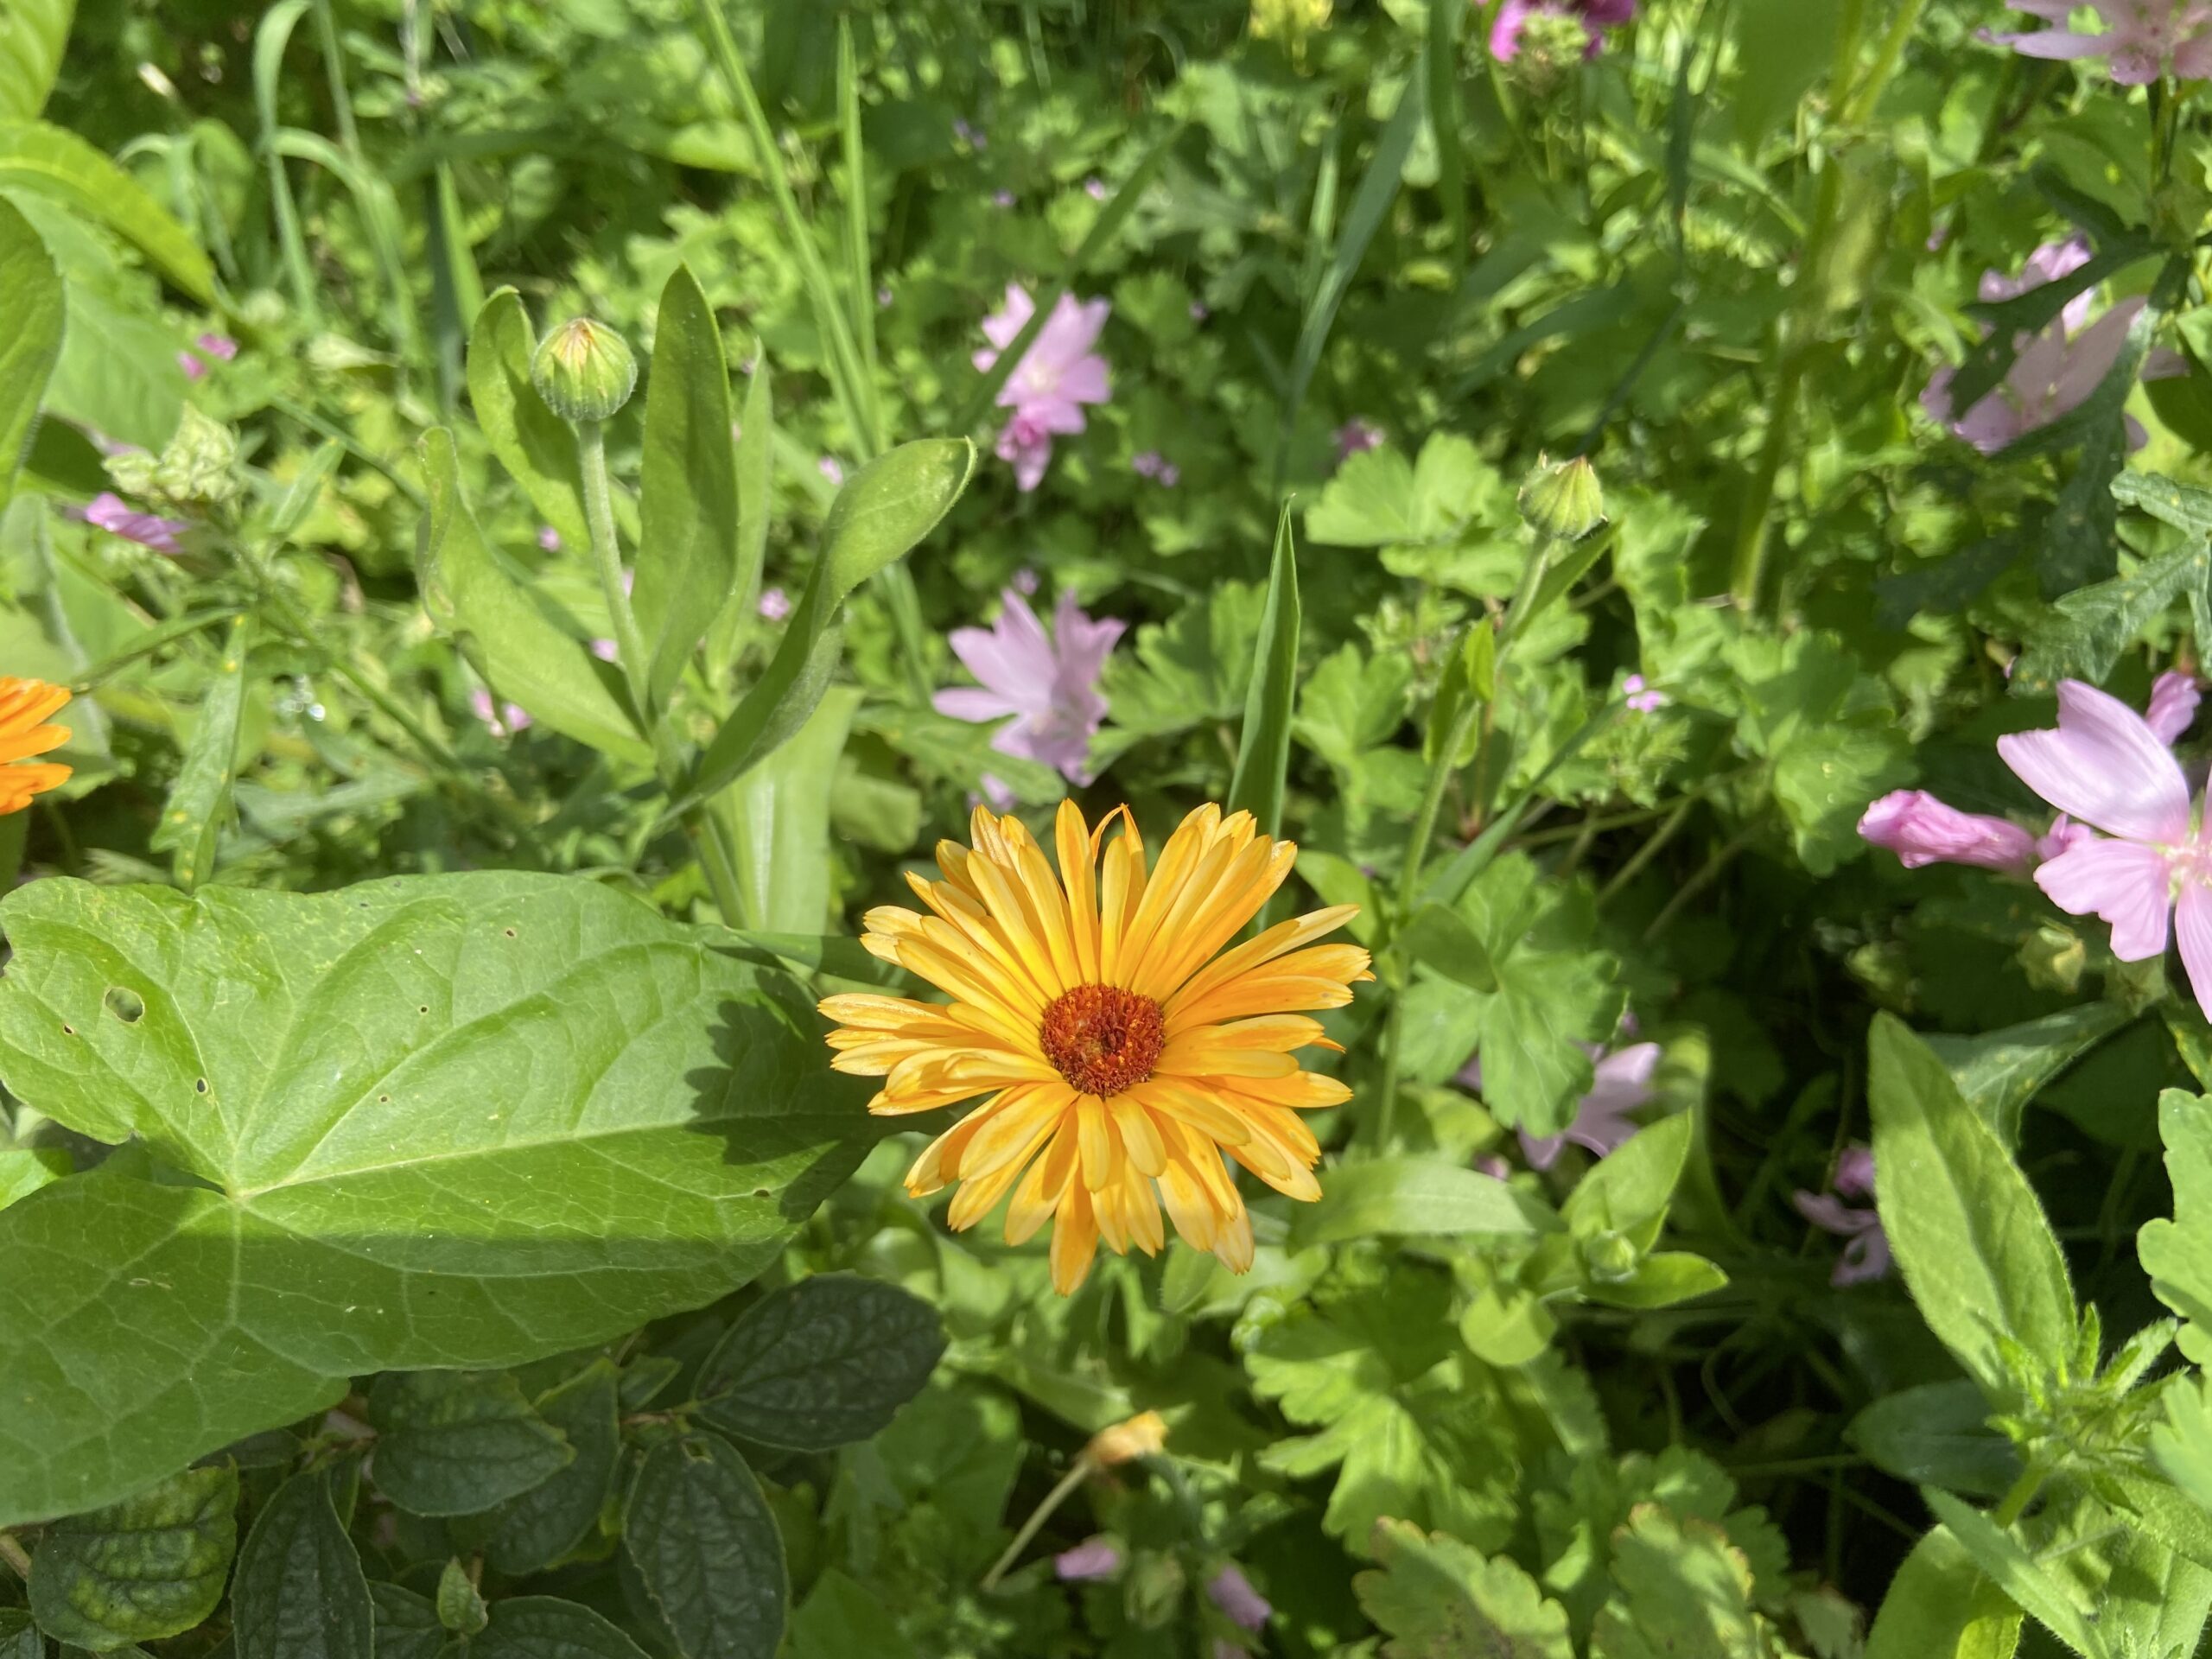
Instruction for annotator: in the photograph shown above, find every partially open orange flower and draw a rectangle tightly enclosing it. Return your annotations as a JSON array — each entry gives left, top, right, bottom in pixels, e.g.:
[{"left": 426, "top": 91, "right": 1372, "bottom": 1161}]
[
  {"left": 0, "top": 678, "right": 71, "bottom": 815},
  {"left": 820, "top": 800, "right": 1370, "bottom": 1293}
]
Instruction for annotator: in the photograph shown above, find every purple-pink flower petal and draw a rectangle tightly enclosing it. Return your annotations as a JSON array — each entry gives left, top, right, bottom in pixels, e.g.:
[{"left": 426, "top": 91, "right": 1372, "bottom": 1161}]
[
  {"left": 1998, "top": 680, "right": 2193, "bottom": 844},
  {"left": 2033, "top": 837, "right": 2178, "bottom": 961},
  {"left": 1857, "top": 791, "right": 2038, "bottom": 874}
]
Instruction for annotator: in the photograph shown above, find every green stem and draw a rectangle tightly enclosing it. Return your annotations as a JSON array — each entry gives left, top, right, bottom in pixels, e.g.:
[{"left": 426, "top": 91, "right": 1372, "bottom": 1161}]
[
  {"left": 1993, "top": 1465, "right": 2047, "bottom": 1529},
  {"left": 0, "top": 1530, "right": 29, "bottom": 1581},
  {"left": 981, "top": 1455, "right": 1094, "bottom": 1593},
  {"left": 310, "top": 0, "right": 361, "bottom": 157},
  {"left": 578, "top": 422, "right": 750, "bottom": 925},
  {"left": 1597, "top": 796, "right": 1696, "bottom": 907}
]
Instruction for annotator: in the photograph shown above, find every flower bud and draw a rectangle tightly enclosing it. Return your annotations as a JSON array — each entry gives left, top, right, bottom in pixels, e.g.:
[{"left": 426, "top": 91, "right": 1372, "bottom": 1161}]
[
  {"left": 1084, "top": 1409, "right": 1167, "bottom": 1468},
  {"left": 1250, "top": 0, "right": 1332, "bottom": 60},
  {"left": 106, "top": 406, "right": 242, "bottom": 515},
  {"left": 532, "top": 318, "right": 639, "bottom": 422},
  {"left": 1517, "top": 454, "right": 1606, "bottom": 542},
  {"left": 1580, "top": 1230, "right": 1639, "bottom": 1285},
  {"left": 1510, "top": 12, "right": 1595, "bottom": 94}
]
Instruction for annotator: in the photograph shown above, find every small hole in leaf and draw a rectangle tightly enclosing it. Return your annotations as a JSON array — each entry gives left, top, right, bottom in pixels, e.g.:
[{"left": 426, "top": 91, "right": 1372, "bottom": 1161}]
[
  {"left": 752, "top": 1187, "right": 771, "bottom": 1199},
  {"left": 104, "top": 988, "right": 145, "bottom": 1025},
  {"left": 194, "top": 1077, "right": 208, "bottom": 1094},
  {"left": 503, "top": 928, "right": 517, "bottom": 938},
  {"left": 60, "top": 1023, "right": 73, "bottom": 1035},
  {"left": 378, "top": 1095, "right": 391, "bottom": 1103},
  {"left": 417, "top": 1005, "right": 429, "bottom": 1015}
]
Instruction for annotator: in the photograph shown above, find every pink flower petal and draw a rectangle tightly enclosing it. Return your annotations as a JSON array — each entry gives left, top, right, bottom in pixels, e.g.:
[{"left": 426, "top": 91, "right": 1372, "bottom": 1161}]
[
  {"left": 2033, "top": 836, "right": 2177, "bottom": 961},
  {"left": 2147, "top": 671, "right": 2202, "bottom": 745},
  {"left": 1997, "top": 680, "right": 2192, "bottom": 843},
  {"left": 2178, "top": 879, "right": 2212, "bottom": 1026}
]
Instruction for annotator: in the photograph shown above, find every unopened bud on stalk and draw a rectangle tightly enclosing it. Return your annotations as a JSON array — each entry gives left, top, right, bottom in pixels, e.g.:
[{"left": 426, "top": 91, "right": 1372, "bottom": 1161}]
[
  {"left": 1517, "top": 454, "right": 1606, "bottom": 543},
  {"left": 532, "top": 318, "right": 638, "bottom": 422},
  {"left": 1084, "top": 1410, "right": 1167, "bottom": 1468}
]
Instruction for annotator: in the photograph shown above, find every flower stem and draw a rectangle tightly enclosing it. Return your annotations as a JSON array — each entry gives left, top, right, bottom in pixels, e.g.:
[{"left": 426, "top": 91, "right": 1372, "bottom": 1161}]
[
  {"left": 1993, "top": 1465, "right": 2047, "bottom": 1529},
  {"left": 981, "top": 1455, "right": 1095, "bottom": 1592},
  {"left": 0, "top": 1531, "right": 29, "bottom": 1581},
  {"left": 577, "top": 420, "right": 751, "bottom": 925}
]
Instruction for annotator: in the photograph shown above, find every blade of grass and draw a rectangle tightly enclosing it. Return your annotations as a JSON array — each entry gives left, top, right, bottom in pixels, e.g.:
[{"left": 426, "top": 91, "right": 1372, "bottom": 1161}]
[
  {"left": 251, "top": 0, "right": 321, "bottom": 325},
  {"left": 1226, "top": 505, "right": 1301, "bottom": 842},
  {"left": 839, "top": 18, "right": 880, "bottom": 395},
  {"left": 1427, "top": 0, "right": 1465, "bottom": 265}
]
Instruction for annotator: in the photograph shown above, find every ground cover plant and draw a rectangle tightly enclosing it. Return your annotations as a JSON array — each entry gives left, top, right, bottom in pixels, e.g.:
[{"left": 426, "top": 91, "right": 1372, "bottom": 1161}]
[{"left": 16, "top": 0, "right": 2212, "bottom": 1654}]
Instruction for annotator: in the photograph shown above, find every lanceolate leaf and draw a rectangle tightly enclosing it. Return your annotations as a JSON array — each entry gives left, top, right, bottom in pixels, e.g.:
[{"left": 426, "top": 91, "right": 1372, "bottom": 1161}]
[
  {"left": 28, "top": 1465, "right": 238, "bottom": 1649},
  {"left": 466, "top": 290, "right": 587, "bottom": 553},
  {"left": 148, "top": 614, "right": 253, "bottom": 891},
  {"left": 416, "top": 427, "right": 651, "bottom": 764},
  {"left": 673, "top": 438, "right": 974, "bottom": 817},
  {"left": 625, "top": 1434, "right": 788, "bottom": 1659},
  {"left": 1867, "top": 1014, "right": 2076, "bottom": 1402},
  {"left": 1225, "top": 505, "right": 1300, "bottom": 841},
  {"left": 0, "top": 193, "right": 62, "bottom": 504},
  {"left": 635, "top": 264, "right": 739, "bottom": 708},
  {"left": 696, "top": 1275, "right": 946, "bottom": 1452},
  {"left": 231, "top": 1471, "right": 374, "bottom": 1659},
  {"left": 0, "top": 873, "right": 871, "bottom": 1525}
]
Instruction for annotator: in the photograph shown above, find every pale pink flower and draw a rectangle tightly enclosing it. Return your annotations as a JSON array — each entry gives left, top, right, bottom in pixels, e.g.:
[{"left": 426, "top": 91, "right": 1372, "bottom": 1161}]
[
  {"left": 1923, "top": 238, "right": 2184, "bottom": 453},
  {"left": 84, "top": 493, "right": 189, "bottom": 555},
  {"left": 1207, "top": 1566, "right": 1271, "bottom": 1632},
  {"left": 589, "top": 638, "right": 619, "bottom": 664},
  {"left": 1623, "top": 673, "right": 1668, "bottom": 714},
  {"left": 1998, "top": 678, "right": 2212, "bottom": 1017},
  {"left": 177, "top": 333, "right": 238, "bottom": 381},
  {"left": 990, "top": 189, "right": 1016, "bottom": 209},
  {"left": 1333, "top": 418, "right": 1384, "bottom": 463},
  {"left": 953, "top": 118, "right": 987, "bottom": 150},
  {"left": 2148, "top": 667, "right": 2202, "bottom": 742},
  {"left": 1131, "top": 450, "right": 1179, "bottom": 487},
  {"left": 1794, "top": 1147, "right": 1891, "bottom": 1287},
  {"left": 537, "top": 525, "right": 563, "bottom": 552},
  {"left": 1460, "top": 1039, "right": 1662, "bottom": 1170},
  {"left": 1491, "top": 0, "right": 1638, "bottom": 60},
  {"left": 974, "top": 285, "right": 1112, "bottom": 492},
  {"left": 935, "top": 587, "right": 1124, "bottom": 804},
  {"left": 469, "top": 687, "right": 531, "bottom": 737},
  {"left": 818, "top": 456, "right": 846, "bottom": 486},
  {"left": 1986, "top": 0, "right": 2212, "bottom": 82},
  {"left": 1011, "top": 567, "right": 1041, "bottom": 596},
  {"left": 1055, "top": 1539, "right": 1121, "bottom": 1581},
  {"left": 1084, "top": 176, "right": 1109, "bottom": 200},
  {"left": 1859, "top": 791, "right": 2040, "bottom": 874},
  {"left": 1190, "top": 300, "right": 1211, "bottom": 321},
  {"left": 758, "top": 586, "right": 791, "bottom": 622}
]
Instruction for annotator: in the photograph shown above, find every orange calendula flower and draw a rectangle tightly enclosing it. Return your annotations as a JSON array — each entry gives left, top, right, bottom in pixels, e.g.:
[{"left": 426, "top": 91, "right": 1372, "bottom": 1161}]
[
  {"left": 820, "top": 800, "right": 1371, "bottom": 1293},
  {"left": 0, "top": 678, "right": 71, "bottom": 815}
]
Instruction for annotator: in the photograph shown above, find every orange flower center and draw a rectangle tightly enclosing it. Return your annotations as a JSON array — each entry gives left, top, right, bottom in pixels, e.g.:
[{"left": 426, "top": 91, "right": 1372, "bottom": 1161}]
[{"left": 1039, "top": 984, "right": 1165, "bottom": 1098}]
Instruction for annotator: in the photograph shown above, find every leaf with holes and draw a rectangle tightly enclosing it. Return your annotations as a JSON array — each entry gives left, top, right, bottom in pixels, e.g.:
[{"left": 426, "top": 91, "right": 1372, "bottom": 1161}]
[
  {"left": 696, "top": 1275, "right": 944, "bottom": 1451},
  {"left": 0, "top": 871, "right": 872, "bottom": 1527}
]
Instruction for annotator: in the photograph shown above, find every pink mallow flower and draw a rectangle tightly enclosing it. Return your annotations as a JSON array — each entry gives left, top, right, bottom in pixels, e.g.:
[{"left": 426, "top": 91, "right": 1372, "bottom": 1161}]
[
  {"left": 1985, "top": 0, "right": 2212, "bottom": 83},
  {"left": 1794, "top": 1147, "right": 1891, "bottom": 1287},
  {"left": 537, "top": 525, "right": 563, "bottom": 552},
  {"left": 1491, "top": 0, "right": 1638, "bottom": 60},
  {"left": 975, "top": 285, "right": 1112, "bottom": 492},
  {"left": 1460, "top": 1039, "right": 1662, "bottom": 1170},
  {"left": 1055, "top": 1538, "right": 1122, "bottom": 1581},
  {"left": 84, "top": 493, "right": 189, "bottom": 556},
  {"left": 177, "top": 333, "right": 239, "bottom": 381},
  {"left": 758, "top": 586, "right": 791, "bottom": 622},
  {"left": 1998, "top": 677, "right": 2212, "bottom": 1017},
  {"left": 1207, "top": 1566, "right": 1271, "bottom": 1633},
  {"left": 1923, "top": 238, "right": 2184, "bottom": 454},
  {"left": 1623, "top": 673, "right": 1668, "bottom": 714},
  {"left": 1862, "top": 671, "right": 2198, "bottom": 875},
  {"left": 935, "top": 587, "right": 1124, "bottom": 803}
]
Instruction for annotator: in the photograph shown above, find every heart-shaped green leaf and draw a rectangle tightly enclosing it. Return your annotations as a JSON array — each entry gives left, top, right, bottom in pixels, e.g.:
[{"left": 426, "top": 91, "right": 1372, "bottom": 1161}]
[{"left": 0, "top": 872, "right": 870, "bottom": 1525}]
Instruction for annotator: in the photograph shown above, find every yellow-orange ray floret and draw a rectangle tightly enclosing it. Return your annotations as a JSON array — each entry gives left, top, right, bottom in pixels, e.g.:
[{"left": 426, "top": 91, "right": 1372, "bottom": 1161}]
[
  {"left": 0, "top": 677, "right": 71, "bottom": 815},
  {"left": 817, "top": 798, "right": 1370, "bottom": 1294}
]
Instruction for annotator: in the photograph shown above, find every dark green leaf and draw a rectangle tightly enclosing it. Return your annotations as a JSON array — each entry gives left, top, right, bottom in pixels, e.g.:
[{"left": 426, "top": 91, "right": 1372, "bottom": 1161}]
[
  {"left": 231, "top": 1471, "right": 373, "bottom": 1659},
  {"left": 367, "top": 1582, "right": 448, "bottom": 1659},
  {"left": 1847, "top": 1380, "right": 2018, "bottom": 1498},
  {"left": 1922, "top": 1002, "right": 2132, "bottom": 1149},
  {"left": 474, "top": 1598, "right": 651, "bottom": 1659},
  {"left": 365, "top": 1372, "right": 572, "bottom": 1518},
  {"left": 635, "top": 265, "right": 739, "bottom": 709},
  {"left": 1868, "top": 1014, "right": 2075, "bottom": 1400},
  {"left": 483, "top": 1361, "right": 621, "bottom": 1575},
  {"left": 2011, "top": 537, "right": 2211, "bottom": 694},
  {"left": 28, "top": 1465, "right": 237, "bottom": 1649},
  {"left": 0, "top": 1609, "right": 41, "bottom": 1659},
  {"left": 0, "top": 873, "right": 869, "bottom": 1526},
  {"left": 465, "top": 290, "right": 586, "bottom": 553},
  {"left": 1399, "top": 904, "right": 1499, "bottom": 994},
  {"left": 624, "top": 1433, "right": 787, "bottom": 1659},
  {"left": 696, "top": 1274, "right": 945, "bottom": 1452}
]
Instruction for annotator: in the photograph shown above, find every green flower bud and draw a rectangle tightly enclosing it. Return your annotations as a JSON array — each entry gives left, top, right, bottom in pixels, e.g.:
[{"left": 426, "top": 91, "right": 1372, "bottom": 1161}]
[
  {"left": 1511, "top": 13, "right": 1594, "bottom": 95},
  {"left": 106, "top": 405, "right": 242, "bottom": 514},
  {"left": 435, "top": 1559, "right": 488, "bottom": 1637},
  {"left": 532, "top": 317, "right": 639, "bottom": 422},
  {"left": 2018, "top": 922, "right": 2086, "bottom": 996},
  {"left": 1517, "top": 454, "right": 1606, "bottom": 543},
  {"left": 1580, "top": 1230, "right": 1639, "bottom": 1286}
]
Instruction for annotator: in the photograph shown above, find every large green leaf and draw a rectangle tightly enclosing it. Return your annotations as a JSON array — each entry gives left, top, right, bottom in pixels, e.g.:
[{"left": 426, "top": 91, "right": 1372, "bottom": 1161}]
[
  {"left": 635, "top": 264, "right": 739, "bottom": 709},
  {"left": 0, "top": 872, "right": 870, "bottom": 1525},
  {"left": 1865, "top": 1527, "right": 2022, "bottom": 1659},
  {"left": 0, "top": 193, "right": 60, "bottom": 501},
  {"left": 416, "top": 427, "right": 651, "bottom": 764},
  {"left": 0, "top": 121, "right": 213, "bottom": 302},
  {"left": 1868, "top": 1014, "right": 2075, "bottom": 1402},
  {"left": 1923, "top": 1003, "right": 2133, "bottom": 1150},
  {"left": 1353, "top": 1518, "right": 1572, "bottom": 1658},
  {"left": 1921, "top": 1491, "right": 2107, "bottom": 1658},
  {"left": 674, "top": 439, "right": 974, "bottom": 816},
  {"left": 28, "top": 1465, "right": 237, "bottom": 1650},
  {"left": 695, "top": 1275, "right": 945, "bottom": 1452},
  {"left": 0, "top": 0, "right": 73, "bottom": 121},
  {"left": 625, "top": 1433, "right": 788, "bottom": 1659},
  {"left": 365, "top": 1371, "right": 572, "bottom": 1518},
  {"left": 1291, "top": 1158, "right": 1554, "bottom": 1247},
  {"left": 466, "top": 290, "right": 587, "bottom": 554}
]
